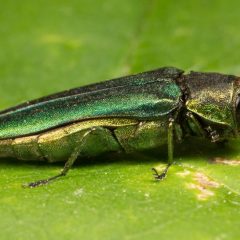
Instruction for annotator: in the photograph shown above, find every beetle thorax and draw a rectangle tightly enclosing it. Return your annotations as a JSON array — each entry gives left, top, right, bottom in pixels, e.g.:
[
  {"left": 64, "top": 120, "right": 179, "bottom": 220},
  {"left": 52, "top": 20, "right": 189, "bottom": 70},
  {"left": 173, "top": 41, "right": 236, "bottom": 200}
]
[{"left": 182, "top": 71, "right": 238, "bottom": 140}]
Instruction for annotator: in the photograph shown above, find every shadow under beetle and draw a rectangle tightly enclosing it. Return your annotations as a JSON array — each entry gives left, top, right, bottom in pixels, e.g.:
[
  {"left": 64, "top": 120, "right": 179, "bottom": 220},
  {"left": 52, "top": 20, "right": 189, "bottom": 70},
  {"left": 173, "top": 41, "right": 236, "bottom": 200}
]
[{"left": 0, "top": 67, "right": 239, "bottom": 187}]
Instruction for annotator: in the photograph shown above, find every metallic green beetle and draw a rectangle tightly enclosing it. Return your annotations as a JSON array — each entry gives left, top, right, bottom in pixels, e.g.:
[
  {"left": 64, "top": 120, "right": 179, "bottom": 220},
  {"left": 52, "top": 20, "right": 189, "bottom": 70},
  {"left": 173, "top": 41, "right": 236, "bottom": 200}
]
[{"left": 0, "top": 67, "right": 239, "bottom": 187}]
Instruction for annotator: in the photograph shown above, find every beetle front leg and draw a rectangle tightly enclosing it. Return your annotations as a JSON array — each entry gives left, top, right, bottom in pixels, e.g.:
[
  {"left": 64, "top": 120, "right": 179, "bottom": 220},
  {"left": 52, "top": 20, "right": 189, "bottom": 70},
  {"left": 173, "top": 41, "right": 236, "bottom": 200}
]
[{"left": 152, "top": 118, "right": 174, "bottom": 180}]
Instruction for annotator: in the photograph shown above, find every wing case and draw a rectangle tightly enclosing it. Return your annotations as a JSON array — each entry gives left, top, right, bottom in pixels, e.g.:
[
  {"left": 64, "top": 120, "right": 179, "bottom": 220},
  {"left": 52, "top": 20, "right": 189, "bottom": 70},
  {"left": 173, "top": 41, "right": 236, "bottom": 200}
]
[{"left": 0, "top": 67, "right": 183, "bottom": 139}]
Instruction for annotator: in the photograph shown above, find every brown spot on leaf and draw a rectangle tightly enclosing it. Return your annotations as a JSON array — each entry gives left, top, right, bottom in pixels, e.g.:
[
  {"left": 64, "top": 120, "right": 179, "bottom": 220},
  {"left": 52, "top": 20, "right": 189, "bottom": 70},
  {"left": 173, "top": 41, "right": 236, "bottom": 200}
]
[
  {"left": 187, "top": 183, "right": 215, "bottom": 200},
  {"left": 211, "top": 157, "right": 240, "bottom": 166},
  {"left": 186, "top": 172, "right": 220, "bottom": 200}
]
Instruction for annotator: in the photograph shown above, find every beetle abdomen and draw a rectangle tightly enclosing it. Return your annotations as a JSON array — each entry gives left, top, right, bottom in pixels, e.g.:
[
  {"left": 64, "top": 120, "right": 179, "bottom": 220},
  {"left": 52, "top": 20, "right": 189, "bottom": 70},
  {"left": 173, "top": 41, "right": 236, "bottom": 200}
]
[{"left": 0, "top": 118, "right": 169, "bottom": 162}]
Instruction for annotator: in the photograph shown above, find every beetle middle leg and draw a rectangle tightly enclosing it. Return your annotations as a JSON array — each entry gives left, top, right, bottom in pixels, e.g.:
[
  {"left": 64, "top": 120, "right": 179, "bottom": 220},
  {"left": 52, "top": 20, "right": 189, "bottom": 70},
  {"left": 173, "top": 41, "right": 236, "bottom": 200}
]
[{"left": 152, "top": 118, "right": 175, "bottom": 180}]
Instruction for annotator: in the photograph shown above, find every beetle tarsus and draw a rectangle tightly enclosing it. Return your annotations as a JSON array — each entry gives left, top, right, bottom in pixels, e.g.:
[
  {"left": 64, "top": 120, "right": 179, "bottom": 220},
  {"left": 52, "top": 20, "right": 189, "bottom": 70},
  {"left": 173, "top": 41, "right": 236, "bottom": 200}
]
[
  {"left": 152, "top": 168, "right": 166, "bottom": 180},
  {"left": 23, "top": 173, "right": 64, "bottom": 188},
  {"left": 152, "top": 163, "right": 172, "bottom": 181}
]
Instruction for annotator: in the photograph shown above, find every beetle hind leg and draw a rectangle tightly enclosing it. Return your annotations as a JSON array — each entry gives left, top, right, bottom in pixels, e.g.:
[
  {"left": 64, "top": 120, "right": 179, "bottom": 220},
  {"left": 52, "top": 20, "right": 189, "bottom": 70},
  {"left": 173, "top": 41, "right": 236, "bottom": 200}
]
[
  {"left": 23, "top": 142, "right": 84, "bottom": 188},
  {"left": 23, "top": 126, "right": 119, "bottom": 188},
  {"left": 23, "top": 128, "right": 95, "bottom": 188}
]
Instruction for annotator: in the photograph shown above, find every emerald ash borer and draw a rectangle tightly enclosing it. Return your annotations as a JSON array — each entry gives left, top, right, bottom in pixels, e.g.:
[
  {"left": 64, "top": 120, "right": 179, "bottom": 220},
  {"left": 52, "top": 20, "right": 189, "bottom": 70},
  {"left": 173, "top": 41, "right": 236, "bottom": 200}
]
[{"left": 0, "top": 67, "right": 239, "bottom": 187}]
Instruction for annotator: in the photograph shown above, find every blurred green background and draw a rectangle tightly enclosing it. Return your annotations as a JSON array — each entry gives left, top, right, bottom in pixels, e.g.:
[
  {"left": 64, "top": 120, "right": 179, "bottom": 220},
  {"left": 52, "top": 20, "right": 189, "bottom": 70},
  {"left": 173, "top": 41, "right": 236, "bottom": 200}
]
[{"left": 0, "top": 0, "right": 240, "bottom": 239}]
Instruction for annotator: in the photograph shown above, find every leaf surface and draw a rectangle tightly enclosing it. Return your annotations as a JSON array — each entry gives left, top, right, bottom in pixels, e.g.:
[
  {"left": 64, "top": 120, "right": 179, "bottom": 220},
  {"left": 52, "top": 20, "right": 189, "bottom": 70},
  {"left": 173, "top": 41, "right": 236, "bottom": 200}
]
[{"left": 0, "top": 1, "right": 240, "bottom": 239}]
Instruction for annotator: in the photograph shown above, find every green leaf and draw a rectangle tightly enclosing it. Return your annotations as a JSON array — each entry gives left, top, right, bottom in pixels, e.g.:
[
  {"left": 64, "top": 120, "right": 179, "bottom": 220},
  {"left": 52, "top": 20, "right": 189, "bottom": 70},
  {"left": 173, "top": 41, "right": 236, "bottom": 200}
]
[{"left": 0, "top": 0, "right": 240, "bottom": 239}]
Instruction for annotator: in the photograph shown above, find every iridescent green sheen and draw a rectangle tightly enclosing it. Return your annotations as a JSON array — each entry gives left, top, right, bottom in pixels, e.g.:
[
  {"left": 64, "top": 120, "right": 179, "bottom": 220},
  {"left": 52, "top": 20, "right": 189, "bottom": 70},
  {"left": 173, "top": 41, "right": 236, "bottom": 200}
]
[{"left": 0, "top": 67, "right": 182, "bottom": 139}]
